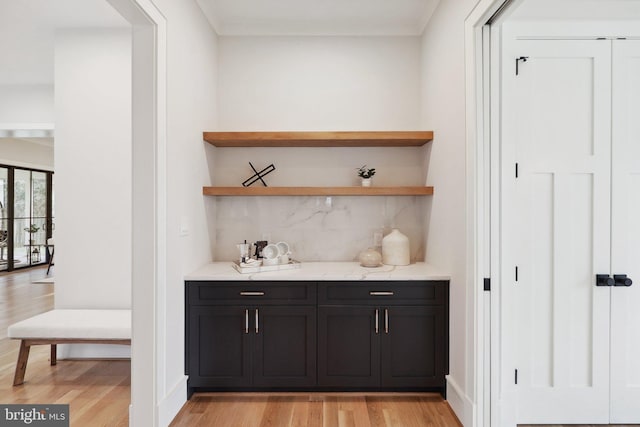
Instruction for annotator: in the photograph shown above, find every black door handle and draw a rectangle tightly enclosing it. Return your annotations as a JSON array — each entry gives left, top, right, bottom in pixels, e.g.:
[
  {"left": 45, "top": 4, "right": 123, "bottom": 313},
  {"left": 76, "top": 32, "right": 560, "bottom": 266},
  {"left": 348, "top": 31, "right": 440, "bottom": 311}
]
[
  {"left": 613, "top": 274, "right": 633, "bottom": 287},
  {"left": 596, "top": 274, "right": 614, "bottom": 287}
]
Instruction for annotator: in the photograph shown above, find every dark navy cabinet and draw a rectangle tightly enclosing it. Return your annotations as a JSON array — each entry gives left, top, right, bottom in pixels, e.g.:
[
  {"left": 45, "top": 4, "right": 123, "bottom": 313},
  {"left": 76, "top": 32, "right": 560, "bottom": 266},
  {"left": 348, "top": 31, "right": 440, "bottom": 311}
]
[{"left": 185, "top": 280, "right": 448, "bottom": 397}]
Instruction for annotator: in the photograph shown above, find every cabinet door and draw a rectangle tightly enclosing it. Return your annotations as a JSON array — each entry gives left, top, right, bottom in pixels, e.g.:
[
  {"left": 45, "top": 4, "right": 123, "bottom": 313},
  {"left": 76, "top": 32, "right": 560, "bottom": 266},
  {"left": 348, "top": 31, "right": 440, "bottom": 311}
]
[
  {"left": 318, "top": 306, "right": 380, "bottom": 387},
  {"left": 188, "top": 306, "right": 251, "bottom": 388},
  {"left": 381, "top": 305, "right": 445, "bottom": 389},
  {"left": 253, "top": 306, "right": 316, "bottom": 387}
]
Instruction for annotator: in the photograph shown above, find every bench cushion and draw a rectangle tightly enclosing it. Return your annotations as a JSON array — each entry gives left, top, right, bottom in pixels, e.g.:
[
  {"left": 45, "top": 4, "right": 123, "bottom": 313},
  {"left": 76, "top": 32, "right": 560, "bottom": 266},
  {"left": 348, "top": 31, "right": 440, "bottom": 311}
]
[{"left": 8, "top": 309, "right": 131, "bottom": 340}]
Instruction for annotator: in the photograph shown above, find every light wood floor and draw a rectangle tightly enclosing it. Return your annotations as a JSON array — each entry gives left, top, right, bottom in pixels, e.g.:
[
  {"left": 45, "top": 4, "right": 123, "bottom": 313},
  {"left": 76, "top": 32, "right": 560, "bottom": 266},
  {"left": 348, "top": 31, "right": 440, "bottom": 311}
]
[
  {"left": 0, "top": 267, "right": 130, "bottom": 426},
  {"left": 170, "top": 392, "right": 462, "bottom": 427},
  {"left": 2, "top": 268, "right": 635, "bottom": 427}
]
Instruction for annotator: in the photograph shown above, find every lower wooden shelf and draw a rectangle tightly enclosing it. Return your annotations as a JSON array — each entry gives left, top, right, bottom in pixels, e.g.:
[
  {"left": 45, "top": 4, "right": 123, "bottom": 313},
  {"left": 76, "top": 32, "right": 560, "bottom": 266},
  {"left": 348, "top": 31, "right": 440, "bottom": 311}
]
[{"left": 202, "top": 186, "right": 434, "bottom": 196}]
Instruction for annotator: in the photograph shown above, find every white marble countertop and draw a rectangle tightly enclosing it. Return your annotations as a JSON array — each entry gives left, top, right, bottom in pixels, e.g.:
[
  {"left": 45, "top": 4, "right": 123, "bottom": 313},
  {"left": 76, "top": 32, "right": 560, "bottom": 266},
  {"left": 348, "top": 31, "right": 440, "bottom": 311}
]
[{"left": 185, "top": 262, "right": 450, "bottom": 281}]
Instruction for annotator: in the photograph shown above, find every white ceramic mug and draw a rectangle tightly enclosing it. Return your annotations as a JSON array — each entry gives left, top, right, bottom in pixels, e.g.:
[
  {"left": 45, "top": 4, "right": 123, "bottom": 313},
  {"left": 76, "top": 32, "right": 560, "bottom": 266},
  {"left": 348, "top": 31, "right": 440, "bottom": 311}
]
[
  {"left": 276, "top": 241, "right": 290, "bottom": 264},
  {"left": 262, "top": 244, "right": 279, "bottom": 260}
]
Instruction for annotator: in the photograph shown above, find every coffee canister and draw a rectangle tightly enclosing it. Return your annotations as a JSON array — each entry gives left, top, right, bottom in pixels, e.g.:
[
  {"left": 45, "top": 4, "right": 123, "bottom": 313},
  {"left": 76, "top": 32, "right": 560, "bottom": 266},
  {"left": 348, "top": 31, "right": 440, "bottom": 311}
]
[{"left": 381, "top": 228, "right": 410, "bottom": 266}]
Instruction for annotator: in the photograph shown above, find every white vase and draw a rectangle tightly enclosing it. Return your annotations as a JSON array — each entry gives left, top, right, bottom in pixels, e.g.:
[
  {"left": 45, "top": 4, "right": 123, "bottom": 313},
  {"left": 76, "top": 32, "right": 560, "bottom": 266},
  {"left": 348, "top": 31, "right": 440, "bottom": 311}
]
[
  {"left": 382, "top": 228, "right": 410, "bottom": 266},
  {"left": 359, "top": 247, "right": 382, "bottom": 267},
  {"left": 361, "top": 178, "right": 372, "bottom": 187}
]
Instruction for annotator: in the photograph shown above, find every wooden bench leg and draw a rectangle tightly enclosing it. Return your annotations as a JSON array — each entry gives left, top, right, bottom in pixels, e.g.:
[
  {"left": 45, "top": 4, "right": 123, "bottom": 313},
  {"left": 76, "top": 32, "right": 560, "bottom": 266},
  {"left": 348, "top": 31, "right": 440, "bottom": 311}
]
[
  {"left": 13, "top": 340, "right": 31, "bottom": 386},
  {"left": 51, "top": 344, "right": 57, "bottom": 365}
]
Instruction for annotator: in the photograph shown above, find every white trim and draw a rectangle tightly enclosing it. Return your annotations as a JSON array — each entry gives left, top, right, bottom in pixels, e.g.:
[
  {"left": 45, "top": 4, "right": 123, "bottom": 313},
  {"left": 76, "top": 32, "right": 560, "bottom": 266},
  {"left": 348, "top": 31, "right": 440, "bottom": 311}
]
[
  {"left": 489, "top": 22, "right": 504, "bottom": 427},
  {"left": 480, "top": 24, "right": 492, "bottom": 427},
  {"left": 58, "top": 344, "right": 130, "bottom": 359},
  {"left": 417, "top": 0, "right": 441, "bottom": 35},
  {"left": 504, "top": 20, "right": 640, "bottom": 39},
  {"left": 464, "top": 1, "right": 520, "bottom": 426},
  {"left": 465, "top": 3, "right": 500, "bottom": 427},
  {"left": 107, "top": 0, "right": 168, "bottom": 426},
  {"left": 156, "top": 17, "right": 168, "bottom": 418},
  {"left": 157, "top": 376, "right": 188, "bottom": 427},
  {"left": 194, "top": 0, "right": 222, "bottom": 34},
  {"left": 214, "top": 24, "right": 428, "bottom": 37},
  {"left": 0, "top": 123, "right": 54, "bottom": 131},
  {"left": 447, "top": 375, "right": 475, "bottom": 427}
]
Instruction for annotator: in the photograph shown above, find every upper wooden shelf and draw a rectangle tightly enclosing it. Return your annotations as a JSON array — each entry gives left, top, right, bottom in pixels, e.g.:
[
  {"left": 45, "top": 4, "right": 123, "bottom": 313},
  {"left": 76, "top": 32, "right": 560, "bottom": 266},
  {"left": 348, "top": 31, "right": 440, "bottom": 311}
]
[
  {"left": 203, "top": 131, "right": 434, "bottom": 147},
  {"left": 203, "top": 186, "right": 434, "bottom": 196}
]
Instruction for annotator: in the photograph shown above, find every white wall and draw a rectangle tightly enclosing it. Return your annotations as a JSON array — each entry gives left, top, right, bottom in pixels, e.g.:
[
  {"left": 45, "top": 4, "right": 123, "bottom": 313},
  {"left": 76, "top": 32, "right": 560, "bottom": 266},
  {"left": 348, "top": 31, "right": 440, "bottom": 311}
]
[
  {"left": 0, "top": 84, "right": 54, "bottom": 125},
  {"left": 0, "top": 84, "right": 55, "bottom": 171},
  {"left": 54, "top": 29, "right": 132, "bottom": 314},
  {"left": 214, "top": 36, "right": 426, "bottom": 261},
  {"left": 420, "top": 0, "right": 480, "bottom": 424},
  {"left": 150, "top": 0, "right": 218, "bottom": 424},
  {"left": 0, "top": 138, "right": 53, "bottom": 170},
  {"left": 218, "top": 36, "right": 421, "bottom": 131}
]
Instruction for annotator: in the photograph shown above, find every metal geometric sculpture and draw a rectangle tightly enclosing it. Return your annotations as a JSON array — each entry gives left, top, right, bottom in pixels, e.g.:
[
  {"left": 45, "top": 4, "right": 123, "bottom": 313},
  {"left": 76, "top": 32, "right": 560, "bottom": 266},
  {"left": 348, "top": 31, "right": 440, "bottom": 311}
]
[{"left": 242, "top": 162, "right": 276, "bottom": 187}]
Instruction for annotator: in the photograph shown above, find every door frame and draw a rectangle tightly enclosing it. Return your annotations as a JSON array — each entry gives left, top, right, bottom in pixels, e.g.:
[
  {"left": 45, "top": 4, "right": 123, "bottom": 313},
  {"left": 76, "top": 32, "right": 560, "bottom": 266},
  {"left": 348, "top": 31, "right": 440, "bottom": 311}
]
[
  {"left": 467, "top": 4, "right": 640, "bottom": 427},
  {"left": 105, "top": 0, "right": 167, "bottom": 425},
  {"left": 465, "top": 1, "right": 523, "bottom": 426}
]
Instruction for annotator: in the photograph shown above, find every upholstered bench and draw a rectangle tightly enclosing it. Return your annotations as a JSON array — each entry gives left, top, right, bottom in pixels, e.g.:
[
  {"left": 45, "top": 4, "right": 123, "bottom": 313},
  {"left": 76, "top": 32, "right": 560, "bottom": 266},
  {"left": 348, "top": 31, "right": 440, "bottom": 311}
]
[{"left": 7, "top": 309, "right": 131, "bottom": 385}]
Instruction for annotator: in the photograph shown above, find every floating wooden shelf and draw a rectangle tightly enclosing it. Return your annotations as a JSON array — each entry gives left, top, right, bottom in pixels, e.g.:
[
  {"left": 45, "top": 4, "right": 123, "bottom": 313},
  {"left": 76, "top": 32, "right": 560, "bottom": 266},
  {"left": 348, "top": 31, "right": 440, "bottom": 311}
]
[
  {"left": 203, "top": 186, "right": 434, "bottom": 196},
  {"left": 203, "top": 131, "right": 434, "bottom": 147}
]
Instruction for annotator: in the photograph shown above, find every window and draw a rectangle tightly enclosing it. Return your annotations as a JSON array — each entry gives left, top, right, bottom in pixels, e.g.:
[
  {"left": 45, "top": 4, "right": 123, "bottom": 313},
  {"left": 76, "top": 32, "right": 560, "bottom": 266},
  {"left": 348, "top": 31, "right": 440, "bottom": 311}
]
[{"left": 0, "top": 164, "right": 54, "bottom": 271}]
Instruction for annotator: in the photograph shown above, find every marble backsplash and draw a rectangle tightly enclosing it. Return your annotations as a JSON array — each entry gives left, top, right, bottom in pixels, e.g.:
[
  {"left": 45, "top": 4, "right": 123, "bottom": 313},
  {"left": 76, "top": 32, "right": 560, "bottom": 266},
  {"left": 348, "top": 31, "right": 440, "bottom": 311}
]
[{"left": 213, "top": 195, "right": 426, "bottom": 262}]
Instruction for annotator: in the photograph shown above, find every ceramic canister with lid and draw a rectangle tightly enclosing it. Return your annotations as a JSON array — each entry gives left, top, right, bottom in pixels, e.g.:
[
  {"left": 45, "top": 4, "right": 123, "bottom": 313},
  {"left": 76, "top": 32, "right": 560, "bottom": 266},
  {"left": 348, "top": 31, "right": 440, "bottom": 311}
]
[{"left": 381, "top": 228, "right": 410, "bottom": 266}]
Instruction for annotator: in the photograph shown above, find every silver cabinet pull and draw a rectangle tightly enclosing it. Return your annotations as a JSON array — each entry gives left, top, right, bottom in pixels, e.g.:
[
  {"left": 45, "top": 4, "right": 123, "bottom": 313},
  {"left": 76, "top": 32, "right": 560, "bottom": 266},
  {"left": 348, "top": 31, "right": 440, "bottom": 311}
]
[
  {"left": 255, "top": 308, "right": 259, "bottom": 334},
  {"left": 384, "top": 308, "right": 389, "bottom": 334},
  {"left": 244, "top": 309, "right": 249, "bottom": 334},
  {"left": 240, "top": 291, "right": 265, "bottom": 296},
  {"left": 370, "top": 291, "right": 394, "bottom": 296},
  {"left": 375, "top": 309, "right": 379, "bottom": 334}
]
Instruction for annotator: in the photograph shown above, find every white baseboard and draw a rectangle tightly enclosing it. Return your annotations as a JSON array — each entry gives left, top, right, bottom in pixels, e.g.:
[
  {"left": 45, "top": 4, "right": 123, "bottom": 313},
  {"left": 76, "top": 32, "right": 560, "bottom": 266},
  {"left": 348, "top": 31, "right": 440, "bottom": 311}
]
[
  {"left": 158, "top": 375, "right": 188, "bottom": 427},
  {"left": 446, "top": 374, "right": 475, "bottom": 426},
  {"left": 58, "top": 343, "right": 131, "bottom": 359}
]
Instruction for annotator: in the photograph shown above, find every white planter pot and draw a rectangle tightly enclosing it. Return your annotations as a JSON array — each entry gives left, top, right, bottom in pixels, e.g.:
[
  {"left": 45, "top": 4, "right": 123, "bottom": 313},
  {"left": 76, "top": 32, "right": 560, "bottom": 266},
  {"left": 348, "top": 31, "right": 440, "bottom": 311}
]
[{"left": 361, "top": 178, "right": 372, "bottom": 187}]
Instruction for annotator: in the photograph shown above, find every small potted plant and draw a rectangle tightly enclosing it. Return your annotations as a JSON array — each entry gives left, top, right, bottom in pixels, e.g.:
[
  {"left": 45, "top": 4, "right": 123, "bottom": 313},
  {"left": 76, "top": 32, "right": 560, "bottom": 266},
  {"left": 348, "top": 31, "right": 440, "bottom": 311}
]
[{"left": 357, "top": 165, "right": 376, "bottom": 187}]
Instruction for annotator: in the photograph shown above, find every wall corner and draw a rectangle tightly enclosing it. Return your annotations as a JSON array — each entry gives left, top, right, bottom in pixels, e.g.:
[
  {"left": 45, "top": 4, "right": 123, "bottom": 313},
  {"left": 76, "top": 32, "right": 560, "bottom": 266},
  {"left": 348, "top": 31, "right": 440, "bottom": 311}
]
[
  {"left": 446, "top": 374, "right": 476, "bottom": 426},
  {"left": 157, "top": 375, "right": 188, "bottom": 427}
]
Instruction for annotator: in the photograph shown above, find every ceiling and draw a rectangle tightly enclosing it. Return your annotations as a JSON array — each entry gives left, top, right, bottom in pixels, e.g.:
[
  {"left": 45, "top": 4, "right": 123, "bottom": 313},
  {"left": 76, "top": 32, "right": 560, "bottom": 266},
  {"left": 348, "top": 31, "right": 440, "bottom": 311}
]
[
  {"left": 0, "top": 0, "right": 442, "bottom": 83},
  {"left": 0, "top": 0, "right": 128, "bottom": 85},
  {"left": 510, "top": 0, "right": 640, "bottom": 20},
  {"left": 0, "top": 129, "right": 54, "bottom": 147},
  {"left": 3, "top": 0, "right": 639, "bottom": 85},
  {"left": 195, "top": 0, "right": 441, "bottom": 36}
]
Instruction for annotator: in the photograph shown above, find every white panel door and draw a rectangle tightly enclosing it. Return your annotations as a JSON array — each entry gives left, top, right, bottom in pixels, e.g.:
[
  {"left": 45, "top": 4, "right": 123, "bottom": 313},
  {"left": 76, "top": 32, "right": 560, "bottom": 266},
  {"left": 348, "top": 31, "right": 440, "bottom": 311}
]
[
  {"left": 610, "top": 39, "right": 640, "bottom": 423},
  {"left": 504, "top": 40, "right": 613, "bottom": 423}
]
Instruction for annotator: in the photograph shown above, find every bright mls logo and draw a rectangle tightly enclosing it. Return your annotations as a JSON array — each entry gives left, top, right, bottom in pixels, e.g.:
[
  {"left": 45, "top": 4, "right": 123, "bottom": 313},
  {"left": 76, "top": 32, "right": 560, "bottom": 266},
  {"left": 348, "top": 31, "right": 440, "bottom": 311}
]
[{"left": 0, "top": 405, "right": 69, "bottom": 426}]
